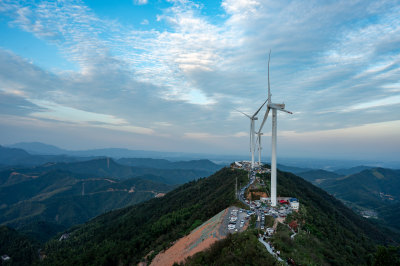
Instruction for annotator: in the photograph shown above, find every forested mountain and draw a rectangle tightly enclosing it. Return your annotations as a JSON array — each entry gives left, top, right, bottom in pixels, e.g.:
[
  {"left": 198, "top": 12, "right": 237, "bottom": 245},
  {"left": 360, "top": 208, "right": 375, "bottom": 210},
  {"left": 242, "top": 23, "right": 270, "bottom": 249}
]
[
  {"left": 30, "top": 158, "right": 214, "bottom": 185},
  {"left": 40, "top": 167, "right": 397, "bottom": 265},
  {"left": 318, "top": 167, "right": 400, "bottom": 232},
  {"left": 320, "top": 168, "right": 400, "bottom": 208},
  {"left": 334, "top": 165, "right": 375, "bottom": 176},
  {"left": 0, "top": 167, "right": 174, "bottom": 243},
  {"left": 0, "top": 146, "right": 219, "bottom": 185},
  {"left": 0, "top": 153, "right": 221, "bottom": 244}
]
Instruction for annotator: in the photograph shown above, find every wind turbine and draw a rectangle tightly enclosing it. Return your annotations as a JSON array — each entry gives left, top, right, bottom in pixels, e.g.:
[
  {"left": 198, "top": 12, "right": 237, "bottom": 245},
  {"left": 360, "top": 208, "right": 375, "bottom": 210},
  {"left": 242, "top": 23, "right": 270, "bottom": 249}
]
[
  {"left": 257, "top": 51, "right": 292, "bottom": 207},
  {"left": 236, "top": 100, "right": 266, "bottom": 169}
]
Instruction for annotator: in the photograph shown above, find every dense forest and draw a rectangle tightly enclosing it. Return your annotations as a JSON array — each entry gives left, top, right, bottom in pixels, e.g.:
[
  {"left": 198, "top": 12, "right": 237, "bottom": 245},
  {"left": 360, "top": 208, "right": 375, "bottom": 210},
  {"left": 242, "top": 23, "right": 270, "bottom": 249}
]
[{"left": 0, "top": 226, "right": 39, "bottom": 266}]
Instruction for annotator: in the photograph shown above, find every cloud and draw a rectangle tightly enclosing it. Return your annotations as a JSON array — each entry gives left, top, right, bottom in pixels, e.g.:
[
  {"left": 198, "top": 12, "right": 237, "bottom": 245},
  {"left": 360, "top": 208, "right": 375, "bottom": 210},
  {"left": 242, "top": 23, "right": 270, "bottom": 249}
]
[
  {"left": 0, "top": 0, "right": 399, "bottom": 159},
  {"left": 0, "top": 91, "right": 45, "bottom": 115},
  {"left": 134, "top": 0, "right": 148, "bottom": 5}
]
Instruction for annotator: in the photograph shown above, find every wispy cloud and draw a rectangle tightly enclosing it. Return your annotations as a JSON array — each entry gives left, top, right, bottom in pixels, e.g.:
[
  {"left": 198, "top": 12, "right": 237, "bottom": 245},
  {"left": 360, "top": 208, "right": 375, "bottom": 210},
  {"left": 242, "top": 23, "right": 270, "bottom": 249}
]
[
  {"left": 0, "top": 0, "right": 399, "bottom": 158},
  {"left": 133, "top": 0, "right": 148, "bottom": 5}
]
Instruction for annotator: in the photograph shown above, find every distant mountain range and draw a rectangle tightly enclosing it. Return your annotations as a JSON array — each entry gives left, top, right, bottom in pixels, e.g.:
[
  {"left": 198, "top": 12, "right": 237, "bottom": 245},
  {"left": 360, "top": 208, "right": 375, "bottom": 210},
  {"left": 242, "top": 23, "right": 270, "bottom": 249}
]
[
  {"left": 0, "top": 146, "right": 222, "bottom": 183},
  {"left": 0, "top": 149, "right": 224, "bottom": 243},
  {"left": 0, "top": 166, "right": 175, "bottom": 242},
  {"left": 8, "top": 142, "right": 230, "bottom": 161},
  {"left": 0, "top": 145, "right": 88, "bottom": 166},
  {"left": 7, "top": 141, "right": 400, "bottom": 169}
]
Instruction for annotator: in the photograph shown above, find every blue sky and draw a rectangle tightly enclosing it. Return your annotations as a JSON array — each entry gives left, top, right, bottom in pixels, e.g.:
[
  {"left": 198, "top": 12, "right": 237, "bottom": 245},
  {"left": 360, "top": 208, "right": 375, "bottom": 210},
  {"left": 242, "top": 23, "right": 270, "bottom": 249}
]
[{"left": 0, "top": 0, "right": 399, "bottom": 161}]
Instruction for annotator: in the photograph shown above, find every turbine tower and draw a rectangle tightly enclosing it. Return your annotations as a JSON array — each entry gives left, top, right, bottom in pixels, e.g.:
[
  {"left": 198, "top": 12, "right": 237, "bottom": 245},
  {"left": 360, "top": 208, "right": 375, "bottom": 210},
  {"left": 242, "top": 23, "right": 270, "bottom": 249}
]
[
  {"left": 258, "top": 51, "right": 292, "bottom": 207},
  {"left": 237, "top": 100, "right": 266, "bottom": 169},
  {"left": 256, "top": 132, "right": 263, "bottom": 165}
]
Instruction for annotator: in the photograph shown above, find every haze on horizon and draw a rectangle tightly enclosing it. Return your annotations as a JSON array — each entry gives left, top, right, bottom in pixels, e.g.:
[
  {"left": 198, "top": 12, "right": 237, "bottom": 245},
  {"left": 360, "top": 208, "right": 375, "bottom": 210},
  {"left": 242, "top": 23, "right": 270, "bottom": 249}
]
[{"left": 0, "top": 0, "right": 399, "bottom": 162}]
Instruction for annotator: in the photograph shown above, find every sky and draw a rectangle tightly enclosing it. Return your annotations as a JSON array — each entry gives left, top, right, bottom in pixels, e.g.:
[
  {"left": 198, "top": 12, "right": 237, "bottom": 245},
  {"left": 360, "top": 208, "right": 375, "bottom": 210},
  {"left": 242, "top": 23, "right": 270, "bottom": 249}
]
[{"left": 0, "top": 0, "right": 399, "bottom": 161}]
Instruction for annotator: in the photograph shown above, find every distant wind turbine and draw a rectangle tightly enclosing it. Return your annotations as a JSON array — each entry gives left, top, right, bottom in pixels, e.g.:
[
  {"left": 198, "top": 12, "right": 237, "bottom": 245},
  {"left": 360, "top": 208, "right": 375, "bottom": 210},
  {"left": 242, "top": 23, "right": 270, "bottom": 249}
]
[
  {"left": 236, "top": 100, "right": 267, "bottom": 169},
  {"left": 257, "top": 50, "right": 293, "bottom": 207}
]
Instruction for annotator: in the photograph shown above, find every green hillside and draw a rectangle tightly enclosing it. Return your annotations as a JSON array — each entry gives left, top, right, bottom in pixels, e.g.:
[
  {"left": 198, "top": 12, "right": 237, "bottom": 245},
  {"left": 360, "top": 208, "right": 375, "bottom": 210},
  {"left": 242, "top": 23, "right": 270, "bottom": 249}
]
[
  {"left": 268, "top": 170, "right": 397, "bottom": 265},
  {"left": 318, "top": 167, "right": 400, "bottom": 232},
  {"left": 320, "top": 168, "right": 400, "bottom": 208},
  {"left": 39, "top": 167, "right": 398, "bottom": 265},
  {"left": 0, "top": 169, "right": 174, "bottom": 242}
]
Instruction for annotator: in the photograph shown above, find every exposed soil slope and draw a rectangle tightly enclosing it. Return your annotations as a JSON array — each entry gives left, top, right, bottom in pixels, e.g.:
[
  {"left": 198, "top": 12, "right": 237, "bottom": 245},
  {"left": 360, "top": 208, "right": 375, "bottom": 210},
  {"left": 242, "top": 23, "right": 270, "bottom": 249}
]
[{"left": 151, "top": 206, "right": 247, "bottom": 266}]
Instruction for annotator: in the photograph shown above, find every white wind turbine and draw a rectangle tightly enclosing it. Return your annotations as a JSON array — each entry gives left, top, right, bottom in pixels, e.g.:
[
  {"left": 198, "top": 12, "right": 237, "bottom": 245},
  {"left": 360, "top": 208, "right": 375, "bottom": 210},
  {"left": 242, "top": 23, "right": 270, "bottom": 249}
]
[
  {"left": 257, "top": 51, "right": 292, "bottom": 207},
  {"left": 236, "top": 100, "right": 267, "bottom": 169}
]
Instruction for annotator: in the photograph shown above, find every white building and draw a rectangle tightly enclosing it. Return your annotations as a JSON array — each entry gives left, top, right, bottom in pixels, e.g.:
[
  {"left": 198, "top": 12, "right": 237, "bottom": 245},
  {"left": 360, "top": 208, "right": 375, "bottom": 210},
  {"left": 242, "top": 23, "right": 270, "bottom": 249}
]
[
  {"left": 289, "top": 198, "right": 299, "bottom": 210},
  {"left": 260, "top": 197, "right": 269, "bottom": 203}
]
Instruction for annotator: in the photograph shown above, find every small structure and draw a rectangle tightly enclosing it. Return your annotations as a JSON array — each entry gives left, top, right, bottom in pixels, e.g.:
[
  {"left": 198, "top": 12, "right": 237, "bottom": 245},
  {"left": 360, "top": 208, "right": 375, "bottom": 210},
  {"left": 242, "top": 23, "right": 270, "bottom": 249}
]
[
  {"left": 289, "top": 198, "right": 299, "bottom": 210},
  {"left": 260, "top": 197, "right": 269, "bottom": 203},
  {"left": 1, "top": 255, "right": 11, "bottom": 261},
  {"left": 59, "top": 233, "right": 70, "bottom": 241}
]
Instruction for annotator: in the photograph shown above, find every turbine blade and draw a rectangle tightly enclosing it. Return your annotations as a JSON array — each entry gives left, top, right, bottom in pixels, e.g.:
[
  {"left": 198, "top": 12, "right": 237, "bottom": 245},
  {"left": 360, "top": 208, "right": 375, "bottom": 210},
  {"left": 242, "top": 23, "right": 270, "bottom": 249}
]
[
  {"left": 235, "top": 109, "right": 252, "bottom": 119},
  {"left": 257, "top": 107, "right": 270, "bottom": 133},
  {"left": 252, "top": 99, "right": 268, "bottom": 118},
  {"left": 268, "top": 50, "right": 271, "bottom": 104},
  {"left": 278, "top": 109, "right": 293, "bottom": 114}
]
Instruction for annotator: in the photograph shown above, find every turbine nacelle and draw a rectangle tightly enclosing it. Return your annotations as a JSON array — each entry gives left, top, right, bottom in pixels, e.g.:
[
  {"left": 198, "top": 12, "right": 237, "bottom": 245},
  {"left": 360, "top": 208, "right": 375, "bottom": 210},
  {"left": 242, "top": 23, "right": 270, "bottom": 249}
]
[{"left": 268, "top": 103, "right": 292, "bottom": 114}]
